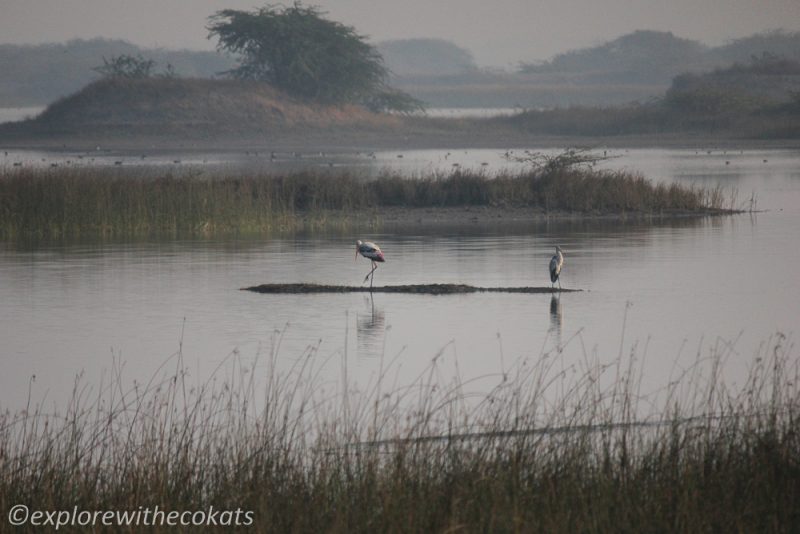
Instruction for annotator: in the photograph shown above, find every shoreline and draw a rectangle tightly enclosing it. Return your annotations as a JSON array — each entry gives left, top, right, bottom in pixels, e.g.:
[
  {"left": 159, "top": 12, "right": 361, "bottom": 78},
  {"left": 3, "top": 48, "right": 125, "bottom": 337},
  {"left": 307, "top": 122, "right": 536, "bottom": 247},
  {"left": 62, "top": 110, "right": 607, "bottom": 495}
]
[
  {"left": 331, "top": 205, "right": 739, "bottom": 227},
  {"left": 2, "top": 129, "right": 800, "bottom": 153},
  {"left": 0, "top": 207, "right": 738, "bottom": 243}
]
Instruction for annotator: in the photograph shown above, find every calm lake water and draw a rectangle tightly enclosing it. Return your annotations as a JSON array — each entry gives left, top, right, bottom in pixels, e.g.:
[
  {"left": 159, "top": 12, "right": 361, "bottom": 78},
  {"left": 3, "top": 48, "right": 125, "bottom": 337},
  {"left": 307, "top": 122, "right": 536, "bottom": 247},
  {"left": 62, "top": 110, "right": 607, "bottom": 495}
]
[
  {"left": 0, "top": 106, "right": 44, "bottom": 124},
  {"left": 1, "top": 148, "right": 799, "bottom": 411}
]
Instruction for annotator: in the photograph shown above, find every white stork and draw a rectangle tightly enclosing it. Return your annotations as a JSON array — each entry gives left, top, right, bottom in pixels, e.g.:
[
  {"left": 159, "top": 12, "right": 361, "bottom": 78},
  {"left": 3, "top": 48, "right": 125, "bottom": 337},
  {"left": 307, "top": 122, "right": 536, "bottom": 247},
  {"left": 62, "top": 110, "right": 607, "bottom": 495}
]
[{"left": 356, "top": 240, "right": 385, "bottom": 289}]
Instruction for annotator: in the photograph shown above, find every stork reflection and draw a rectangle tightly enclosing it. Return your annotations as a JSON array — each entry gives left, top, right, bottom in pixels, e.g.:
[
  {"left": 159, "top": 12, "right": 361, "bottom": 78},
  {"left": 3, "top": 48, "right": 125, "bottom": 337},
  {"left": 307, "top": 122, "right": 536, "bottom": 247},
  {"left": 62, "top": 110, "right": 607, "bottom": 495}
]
[
  {"left": 549, "top": 293, "right": 563, "bottom": 347},
  {"left": 356, "top": 293, "right": 386, "bottom": 358}
]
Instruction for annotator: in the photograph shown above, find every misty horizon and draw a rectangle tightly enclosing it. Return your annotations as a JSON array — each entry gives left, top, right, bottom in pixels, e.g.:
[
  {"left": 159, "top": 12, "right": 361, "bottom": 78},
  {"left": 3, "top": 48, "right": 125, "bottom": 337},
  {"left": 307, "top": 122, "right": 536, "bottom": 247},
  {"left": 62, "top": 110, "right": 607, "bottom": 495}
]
[
  {"left": 1, "top": 0, "right": 799, "bottom": 67},
  {"left": 3, "top": 28, "right": 800, "bottom": 72}
]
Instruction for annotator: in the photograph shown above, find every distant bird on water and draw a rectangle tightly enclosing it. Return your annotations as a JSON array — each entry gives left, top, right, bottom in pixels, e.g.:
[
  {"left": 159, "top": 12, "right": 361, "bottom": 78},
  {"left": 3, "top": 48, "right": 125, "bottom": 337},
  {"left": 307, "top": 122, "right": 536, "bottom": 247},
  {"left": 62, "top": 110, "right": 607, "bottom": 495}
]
[
  {"left": 356, "top": 240, "right": 385, "bottom": 289},
  {"left": 549, "top": 246, "right": 564, "bottom": 290}
]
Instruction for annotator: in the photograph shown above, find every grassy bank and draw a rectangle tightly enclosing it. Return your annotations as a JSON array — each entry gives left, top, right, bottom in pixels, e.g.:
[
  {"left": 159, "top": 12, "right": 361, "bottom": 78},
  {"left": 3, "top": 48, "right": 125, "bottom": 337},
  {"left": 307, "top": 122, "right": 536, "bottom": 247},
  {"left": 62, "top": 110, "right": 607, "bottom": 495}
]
[
  {"left": 0, "top": 77, "right": 402, "bottom": 139},
  {"left": 0, "top": 166, "right": 732, "bottom": 239},
  {"left": 493, "top": 101, "right": 800, "bottom": 139},
  {"left": 0, "top": 334, "right": 796, "bottom": 532}
]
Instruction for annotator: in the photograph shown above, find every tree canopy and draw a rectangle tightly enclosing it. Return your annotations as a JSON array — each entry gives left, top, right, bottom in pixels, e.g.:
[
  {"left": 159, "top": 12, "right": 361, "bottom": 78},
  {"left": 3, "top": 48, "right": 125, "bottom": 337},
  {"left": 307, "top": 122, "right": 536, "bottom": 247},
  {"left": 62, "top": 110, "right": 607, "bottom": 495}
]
[{"left": 207, "top": 2, "right": 421, "bottom": 111}]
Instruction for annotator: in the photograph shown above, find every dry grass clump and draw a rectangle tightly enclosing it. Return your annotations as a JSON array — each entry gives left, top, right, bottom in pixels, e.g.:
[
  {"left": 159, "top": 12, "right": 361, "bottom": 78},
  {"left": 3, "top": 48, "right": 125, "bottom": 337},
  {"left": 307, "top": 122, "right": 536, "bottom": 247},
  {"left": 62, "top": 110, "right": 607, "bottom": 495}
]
[{"left": 0, "top": 331, "right": 796, "bottom": 532}]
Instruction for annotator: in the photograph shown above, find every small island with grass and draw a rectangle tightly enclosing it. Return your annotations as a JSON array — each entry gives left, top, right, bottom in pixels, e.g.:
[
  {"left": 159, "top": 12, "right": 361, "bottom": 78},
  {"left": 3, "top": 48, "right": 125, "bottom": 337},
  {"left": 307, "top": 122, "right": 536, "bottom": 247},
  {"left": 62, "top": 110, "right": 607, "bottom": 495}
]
[{"left": 0, "top": 149, "right": 737, "bottom": 240}]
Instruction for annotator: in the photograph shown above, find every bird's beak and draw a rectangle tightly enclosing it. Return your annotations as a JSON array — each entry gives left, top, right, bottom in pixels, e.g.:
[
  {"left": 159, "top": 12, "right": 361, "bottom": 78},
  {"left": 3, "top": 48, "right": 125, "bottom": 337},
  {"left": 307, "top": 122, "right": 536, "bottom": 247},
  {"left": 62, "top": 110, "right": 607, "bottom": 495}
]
[{"left": 355, "top": 247, "right": 358, "bottom": 261}]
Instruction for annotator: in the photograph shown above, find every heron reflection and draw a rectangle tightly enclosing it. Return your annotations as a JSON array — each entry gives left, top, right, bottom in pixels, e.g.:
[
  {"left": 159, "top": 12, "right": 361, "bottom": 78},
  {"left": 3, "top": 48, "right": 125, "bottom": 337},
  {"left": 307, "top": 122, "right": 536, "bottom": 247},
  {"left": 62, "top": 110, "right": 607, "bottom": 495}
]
[{"left": 549, "top": 293, "right": 563, "bottom": 346}]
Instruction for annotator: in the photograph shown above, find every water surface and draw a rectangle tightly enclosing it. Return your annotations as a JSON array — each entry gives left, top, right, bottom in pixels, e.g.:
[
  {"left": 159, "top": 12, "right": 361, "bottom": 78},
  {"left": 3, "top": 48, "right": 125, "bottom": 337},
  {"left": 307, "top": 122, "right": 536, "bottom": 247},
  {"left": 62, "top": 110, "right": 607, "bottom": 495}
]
[{"left": 1, "top": 148, "right": 798, "bottom": 410}]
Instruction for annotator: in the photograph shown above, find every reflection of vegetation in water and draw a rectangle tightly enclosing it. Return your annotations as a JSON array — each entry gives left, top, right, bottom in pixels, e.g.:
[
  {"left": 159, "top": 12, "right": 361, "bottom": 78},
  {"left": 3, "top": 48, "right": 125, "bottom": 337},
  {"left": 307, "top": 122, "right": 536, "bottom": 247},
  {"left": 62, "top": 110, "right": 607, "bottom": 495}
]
[
  {"left": 0, "top": 165, "right": 733, "bottom": 239},
  {"left": 1, "top": 332, "right": 796, "bottom": 531}
]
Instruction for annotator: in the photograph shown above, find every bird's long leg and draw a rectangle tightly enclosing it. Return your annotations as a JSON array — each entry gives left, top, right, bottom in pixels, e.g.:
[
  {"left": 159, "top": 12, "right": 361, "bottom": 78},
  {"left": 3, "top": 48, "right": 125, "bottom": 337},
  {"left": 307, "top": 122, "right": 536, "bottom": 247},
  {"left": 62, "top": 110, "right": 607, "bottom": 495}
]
[
  {"left": 363, "top": 262, "right": 375, "bottom": 284},
  {"left": 369, "top": 261, "right": 377, "bottom": 290},
  {"left": 364, "top": 261, "right": 377, "bottom": 287},
  {"left": 558, "top": 277, "right": 562, "bottom": 291}
]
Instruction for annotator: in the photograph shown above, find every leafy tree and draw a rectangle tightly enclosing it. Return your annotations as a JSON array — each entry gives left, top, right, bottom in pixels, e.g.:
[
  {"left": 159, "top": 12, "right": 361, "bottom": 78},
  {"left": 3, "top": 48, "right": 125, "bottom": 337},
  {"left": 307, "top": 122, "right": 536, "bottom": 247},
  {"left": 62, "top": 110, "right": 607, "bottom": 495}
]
[{"left": 207, "top": 2, "right": 421, "bottom": 111}]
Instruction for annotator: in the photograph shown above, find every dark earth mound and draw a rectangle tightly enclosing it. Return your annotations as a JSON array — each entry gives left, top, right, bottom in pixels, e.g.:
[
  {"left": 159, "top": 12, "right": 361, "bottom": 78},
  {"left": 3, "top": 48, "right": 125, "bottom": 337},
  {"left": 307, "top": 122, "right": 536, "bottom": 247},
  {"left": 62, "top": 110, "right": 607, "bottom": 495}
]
[{"left": 242, "top": 283, "right": 582, "bottom": 295}]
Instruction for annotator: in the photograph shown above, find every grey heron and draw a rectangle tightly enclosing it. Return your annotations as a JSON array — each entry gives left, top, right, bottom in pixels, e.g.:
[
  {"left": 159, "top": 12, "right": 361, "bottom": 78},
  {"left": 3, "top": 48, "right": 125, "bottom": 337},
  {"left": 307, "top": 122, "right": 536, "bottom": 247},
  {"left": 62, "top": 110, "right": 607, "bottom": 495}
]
[
  {"left": 356, "top": 240, "right": 385, "bottom": 289},
  {"left": 549, "top": 245, "right": 564, "bottom": 290}
]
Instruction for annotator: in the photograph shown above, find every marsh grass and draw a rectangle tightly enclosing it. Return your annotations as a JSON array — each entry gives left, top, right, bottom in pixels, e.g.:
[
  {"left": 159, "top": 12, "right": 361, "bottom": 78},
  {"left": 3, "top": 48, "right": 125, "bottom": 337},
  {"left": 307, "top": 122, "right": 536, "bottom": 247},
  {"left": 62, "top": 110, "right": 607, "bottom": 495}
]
[
  {"left": 0, "top": 330, "right": 797, "bottom": 532},
  {"left": 0, "top": 165, "right": 731, "bottom": 240}
]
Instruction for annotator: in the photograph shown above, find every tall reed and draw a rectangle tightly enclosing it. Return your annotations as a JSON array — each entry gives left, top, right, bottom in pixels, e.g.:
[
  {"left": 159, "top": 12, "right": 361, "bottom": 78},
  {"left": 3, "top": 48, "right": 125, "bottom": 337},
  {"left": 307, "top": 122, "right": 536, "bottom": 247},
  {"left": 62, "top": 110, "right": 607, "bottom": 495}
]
[
  {"left": 0, "top": 166, "right": 731, "bottom": 240},
  {"left": 0, "top": 332, "right": 796, "bottom": 532}
]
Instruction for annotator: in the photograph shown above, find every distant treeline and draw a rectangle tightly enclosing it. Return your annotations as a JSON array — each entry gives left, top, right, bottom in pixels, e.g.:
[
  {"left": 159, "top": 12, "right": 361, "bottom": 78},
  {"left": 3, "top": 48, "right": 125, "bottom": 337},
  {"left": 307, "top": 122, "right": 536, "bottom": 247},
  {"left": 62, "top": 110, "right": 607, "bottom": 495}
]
[
  {"left": 3, "top": 30, "right": 800, "bottom": 108},
  {"left": 404, "top": 30, "right": 800, "bottom": 108},
  {"left": 519, "top": 30, "right": 800, "bottom": 84},
  {"left": 497, "top": 56, "right": 800, "bottom": 139},
  {"left": 0, "top": 38, "right": 234, "bottom": 106}
]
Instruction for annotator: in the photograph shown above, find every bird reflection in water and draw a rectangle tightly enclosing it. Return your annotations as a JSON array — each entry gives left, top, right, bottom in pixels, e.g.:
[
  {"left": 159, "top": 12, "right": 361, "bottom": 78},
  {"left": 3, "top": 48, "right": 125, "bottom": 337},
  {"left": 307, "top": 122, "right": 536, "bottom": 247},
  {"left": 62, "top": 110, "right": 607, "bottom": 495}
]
[
  {"left": 549, "top": 293, "right": 563, "bottom": 348},
  {"left": 357, "top": 294, "right": 387, "bottom": 358}
]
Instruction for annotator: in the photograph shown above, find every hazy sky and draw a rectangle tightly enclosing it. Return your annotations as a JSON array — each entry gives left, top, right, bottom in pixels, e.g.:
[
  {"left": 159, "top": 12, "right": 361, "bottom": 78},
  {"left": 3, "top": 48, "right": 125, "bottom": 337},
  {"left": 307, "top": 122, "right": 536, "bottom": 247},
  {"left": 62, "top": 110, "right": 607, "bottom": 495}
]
[{"left": 2, "top": 0, "right": 799, "bottom": 66}]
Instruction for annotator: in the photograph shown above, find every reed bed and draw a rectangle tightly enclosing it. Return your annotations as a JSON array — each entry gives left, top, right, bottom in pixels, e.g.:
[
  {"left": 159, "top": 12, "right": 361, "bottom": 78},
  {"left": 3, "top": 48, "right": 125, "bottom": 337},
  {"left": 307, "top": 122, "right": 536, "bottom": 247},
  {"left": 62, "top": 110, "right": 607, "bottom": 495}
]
[
  {"left": 0, "top": 165, "right": 730, "bottom": 239},
  {"left": 0, "top": 331, "right": 796, "bottom": 532}
]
